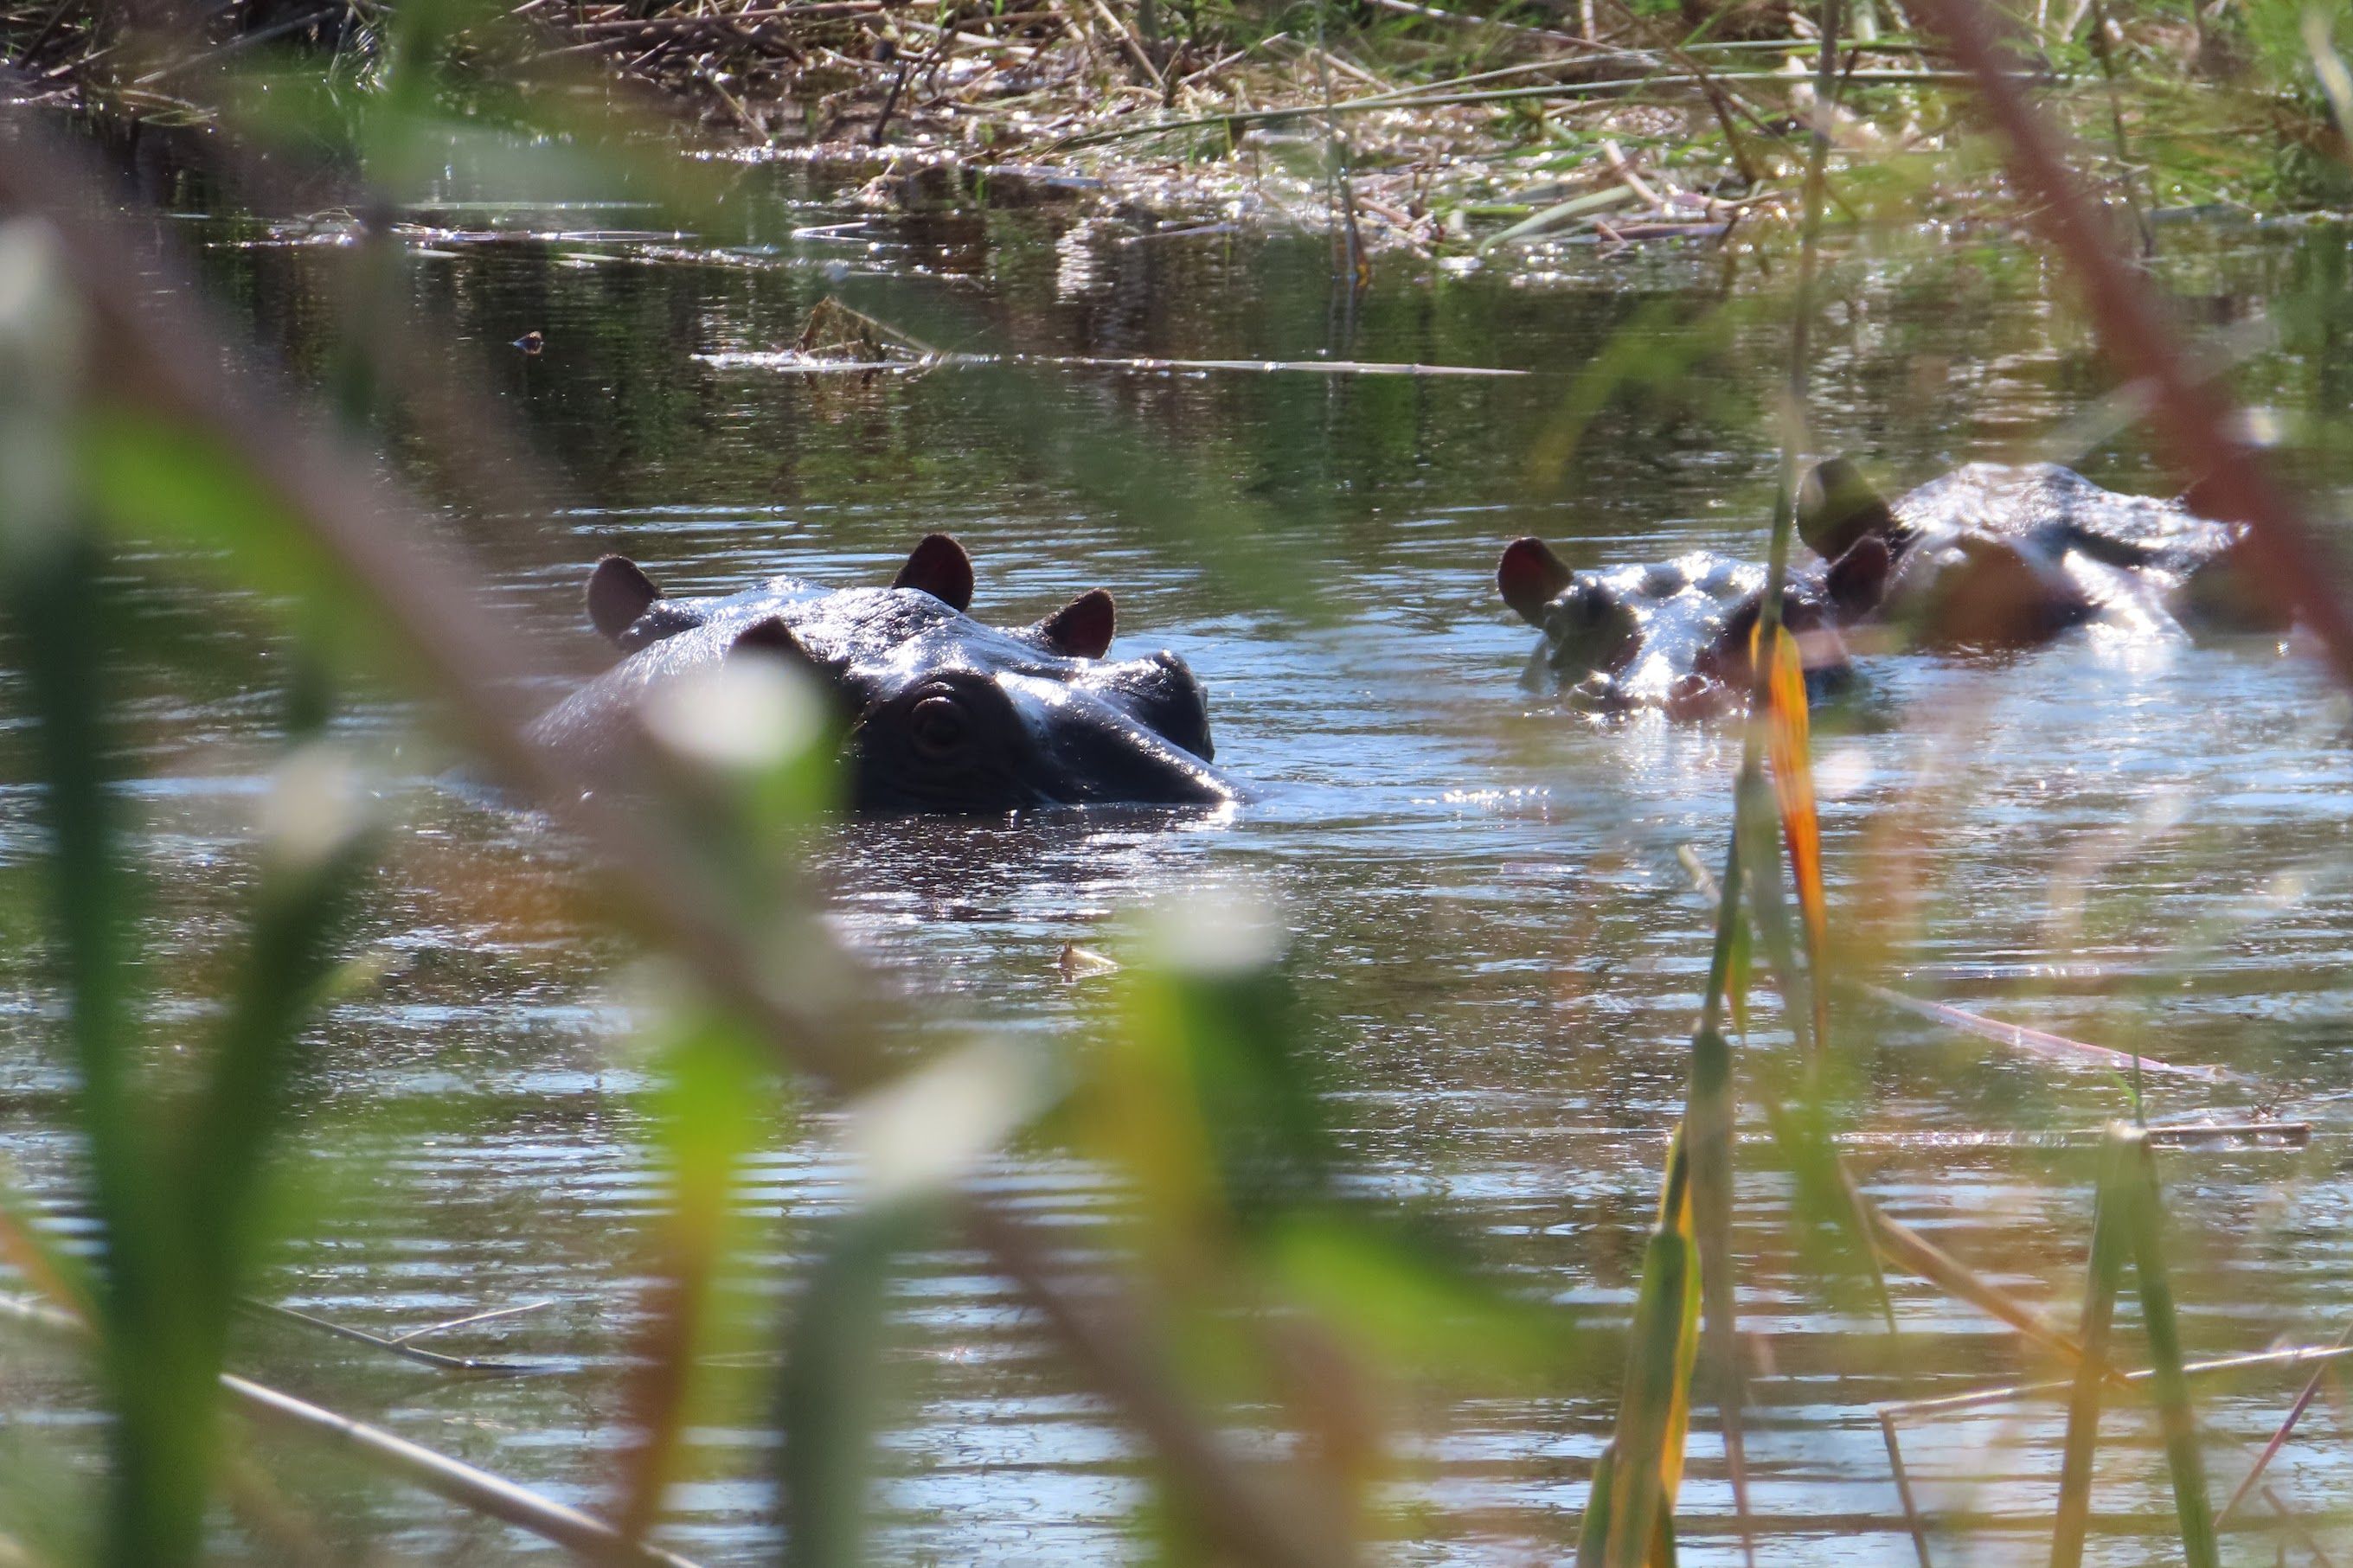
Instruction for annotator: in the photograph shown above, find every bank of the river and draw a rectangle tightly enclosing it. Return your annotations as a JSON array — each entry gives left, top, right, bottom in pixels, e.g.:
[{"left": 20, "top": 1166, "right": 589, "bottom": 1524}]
[{"left": 8, "top": 0, "right": 2351, "bottom": 265}]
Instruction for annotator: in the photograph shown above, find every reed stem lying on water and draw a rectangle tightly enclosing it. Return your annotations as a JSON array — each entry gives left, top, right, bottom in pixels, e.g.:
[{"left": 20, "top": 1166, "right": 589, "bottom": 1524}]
[
  {"left": 234, "top": 1297, "right": 561, "bottom": 1377},
  {"left": 0, "top": 1295, "right": 701, "bottom": 1568}
]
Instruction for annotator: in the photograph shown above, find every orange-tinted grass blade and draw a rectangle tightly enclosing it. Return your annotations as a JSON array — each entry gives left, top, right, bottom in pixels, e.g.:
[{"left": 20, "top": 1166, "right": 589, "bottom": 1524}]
[{"left": 1762, "top": 624, "right": 1829, "bottom": 1055}]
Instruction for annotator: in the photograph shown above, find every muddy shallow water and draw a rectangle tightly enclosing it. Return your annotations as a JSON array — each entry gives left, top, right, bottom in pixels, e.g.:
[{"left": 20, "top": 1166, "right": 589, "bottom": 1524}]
[{"left": 4, "top": 157, "right": 2353, "bottom": 1564}]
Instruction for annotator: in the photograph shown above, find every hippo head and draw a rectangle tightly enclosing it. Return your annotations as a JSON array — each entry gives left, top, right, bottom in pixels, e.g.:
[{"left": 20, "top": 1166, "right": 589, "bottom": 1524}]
[
  {"left": 1798, "top": 457, "right": 1899, "bottom": 564},
  {"left": 587, "top": 533, "right": 979, "bottom": 653},
  {"left": 1498, "top": 536, "right": 1642, "bottom": 678},
  {"left": 1498, "top": 536, "right": 1853, "bottom": 719},
  {"left": 542, "top": 537, "right": 1234, "bottom": 816}
]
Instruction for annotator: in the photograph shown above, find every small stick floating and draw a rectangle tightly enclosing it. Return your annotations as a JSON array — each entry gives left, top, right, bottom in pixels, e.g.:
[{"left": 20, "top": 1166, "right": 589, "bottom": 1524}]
[
  {"left": 1868, "top": 983, "right": 2234, "bottom": 1082},
  {"left": 236, "top": 1296, "right": 563, "bottom": 1377}
]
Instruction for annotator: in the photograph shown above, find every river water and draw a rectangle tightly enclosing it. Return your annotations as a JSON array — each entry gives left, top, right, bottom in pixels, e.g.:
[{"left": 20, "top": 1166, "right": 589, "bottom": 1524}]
[{"left": 3, "top": 153, "right": 2353, "bottom": 1564}]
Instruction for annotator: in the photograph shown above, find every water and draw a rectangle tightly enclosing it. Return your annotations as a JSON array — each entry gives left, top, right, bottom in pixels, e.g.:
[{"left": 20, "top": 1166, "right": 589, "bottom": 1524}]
[{"left": 4, "top": 155, "right": 2353, "bottom": 1563}]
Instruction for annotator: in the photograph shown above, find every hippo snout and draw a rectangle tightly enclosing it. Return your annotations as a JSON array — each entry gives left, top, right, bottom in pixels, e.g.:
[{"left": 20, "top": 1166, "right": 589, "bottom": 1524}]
[
  {"left": 850, "top": 669, "right": 1234, "bottom": 815},
  {"left": 1035, "top": 687, "right": 1234, "bottom": 808},
  {"left": 1128, "top": 650, "right": 1216, "bottom": 763},
  {"left": 1540, "top": 579, "right": 1641, "bottom": 681}
]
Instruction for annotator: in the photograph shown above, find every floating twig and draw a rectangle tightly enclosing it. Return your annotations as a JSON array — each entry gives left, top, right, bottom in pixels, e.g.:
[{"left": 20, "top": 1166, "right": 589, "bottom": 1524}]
[
  {"left": 394, "top": 1298, "right": 558, "bottom": 1342},
  {"left": 1880, "top": 1341, "right": 2353, "bottom": 1422},
  {"left": 700, "top": 348, "right": 1527, "bottom": 375},
  {"left": 0, "top": 1295, "right": 696, "bottom": 1567},
  {"left": 235, "top": 1297, "right": 564, "bottom": 1377},
  {"left": 1867, "top": 984, "right": 2233, "bottom": 1081}
]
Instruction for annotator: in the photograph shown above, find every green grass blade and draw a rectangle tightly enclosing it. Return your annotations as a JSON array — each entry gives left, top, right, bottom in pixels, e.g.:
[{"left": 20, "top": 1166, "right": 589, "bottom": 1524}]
[
  {"left": 1, "top": 536, "right": 191, "bottom": 1568},
  {"left": 778, "top": 1204, "right": 926, "bottom": 1568},
  {"left": 1, "top": 223, "right": 184, "bottom": 1567},
  {"left": 616, "top": 1012, "right": 781, "bottom": 1540},
  {"left": 2125, "top": 1135, "right": 2220, "bottom": 1568},
  {"left": 1597, "top": 1131, "right": 1699, "bottom": 1568},
  {"left": 1683, "top": 1024, "right": 1752, "bottom": 1564},
  {"left": 178, "top": 748, "right": 369, "bottom": 1320},
  {"left": 1574, "top": 1442, "right": 1616, "bottom": 1568},
  {"left": 1734, "top": 765, "right": 1813, "bottom": 1057},
  {"left": 2050, "top": 1130, "right": 2130, "bottom": 1568}
]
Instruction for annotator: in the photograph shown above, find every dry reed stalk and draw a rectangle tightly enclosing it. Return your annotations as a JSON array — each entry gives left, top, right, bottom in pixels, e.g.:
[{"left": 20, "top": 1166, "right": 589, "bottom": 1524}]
[
  {"left": 1884, "top": 1341, "right": 2353, "bottom": 1423},
  {"left": 1087, "top": 0, "right": 1161, "bottom": 87}
]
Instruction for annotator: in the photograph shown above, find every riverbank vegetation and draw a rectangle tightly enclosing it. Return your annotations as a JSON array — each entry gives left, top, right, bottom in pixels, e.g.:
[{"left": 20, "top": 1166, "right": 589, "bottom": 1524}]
[
  {"left": 5, "top": 0, "right": 2353, "bottom": 1564},
  {"left": 9, "top": 0, "right": 2353, "bottom": 259}
]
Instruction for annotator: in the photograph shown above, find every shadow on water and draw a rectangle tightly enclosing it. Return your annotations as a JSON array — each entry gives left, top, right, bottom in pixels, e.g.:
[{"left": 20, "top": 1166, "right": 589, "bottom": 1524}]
[{"left": 7, "top": 150, "right": 2353, "bottom": 1562}]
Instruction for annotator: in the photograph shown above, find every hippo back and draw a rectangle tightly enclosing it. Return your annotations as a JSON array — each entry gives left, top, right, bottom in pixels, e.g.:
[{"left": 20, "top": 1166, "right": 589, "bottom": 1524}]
[{"left": 1894, "top": 464, "right": 2238, "bottom": 567}]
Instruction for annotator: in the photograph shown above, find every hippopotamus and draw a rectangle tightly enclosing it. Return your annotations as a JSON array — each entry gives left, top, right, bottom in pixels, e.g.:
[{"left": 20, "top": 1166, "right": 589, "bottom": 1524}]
[
  {"left": 1495, "top": 539, "right": 1860, "bottom": 719},
  {"left": 1498, "top": 459, "right": 2285, "bottom": 720},
  {"left": 528, "top": 535, "right": 1236, "bottom": 814},
  {"left": 1797, "top": 458, "right": 2285, "bottom": 649}
]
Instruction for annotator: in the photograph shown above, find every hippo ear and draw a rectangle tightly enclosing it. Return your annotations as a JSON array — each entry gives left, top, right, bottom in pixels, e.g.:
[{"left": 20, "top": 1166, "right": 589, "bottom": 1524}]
[
  {"left": 1497, "top": 537, "right": 1574, "bottom": 626},
  {"left": 728, "top": 616, "right": 829, "bottom": 670},
  {"left": 1825, "top": 534, "right": 1893, "bottom": 618},
  {"left": 1029, "top": 589, "right": 1115, "bottom": 658},
  {"left": 587, "top": 554, "right": 662, "bottom": 645},
  {"left": 892, "top": 534, "right": 974, "bottom": 612},
  {"left": 1798, "top": 458, "right": 1895, "bottom": 561}
]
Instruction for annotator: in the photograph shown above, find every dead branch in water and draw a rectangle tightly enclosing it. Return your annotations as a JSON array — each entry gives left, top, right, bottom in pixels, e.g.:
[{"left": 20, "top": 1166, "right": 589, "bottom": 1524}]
[
  {"left": 0, "top": 1294, "right": 702, "bottom": 1567},
  {"left": 1880, "top": 1341, "right": 2353, "bottom": 1421},
  {"left": 234, "top": 1297, "right": 563, "bottom": 1377}
]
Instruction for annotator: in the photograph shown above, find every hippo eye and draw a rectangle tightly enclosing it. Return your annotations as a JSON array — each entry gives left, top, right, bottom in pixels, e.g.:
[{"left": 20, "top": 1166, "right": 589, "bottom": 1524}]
[{"left": 909, "top": 694, "right": 968, "bottom": 758}]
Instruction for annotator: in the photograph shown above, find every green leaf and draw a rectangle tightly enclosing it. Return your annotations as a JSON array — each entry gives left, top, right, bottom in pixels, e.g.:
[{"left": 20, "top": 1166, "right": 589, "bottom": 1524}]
[
  {"left": 777, "top": 1203, "right": 929, "bottom": 1568},
  {"left": 2124, "top": 1136, "right": 2220, "bottom": 1568},
  {"left": 618, "top": 1008, "right": 787, "bottom": 1538},
  {"left": 2050, "top": 1130, "right": 2130, "bottom": 1568},
  {"left": 77, "top": 408, "right": 386, "bottom": 668}
]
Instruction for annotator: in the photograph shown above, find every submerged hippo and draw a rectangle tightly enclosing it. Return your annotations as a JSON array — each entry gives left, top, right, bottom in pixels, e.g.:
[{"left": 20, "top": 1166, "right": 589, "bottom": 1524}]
[
  {"left": 1496, "top": 539, "right": 1859, "bottom": 719},
  {"left": 1798, "top": 458, "right": 2283, "bottom": 649},
  {"left": 529, "top": 536, "right": 1235, "bottom": 814}
]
